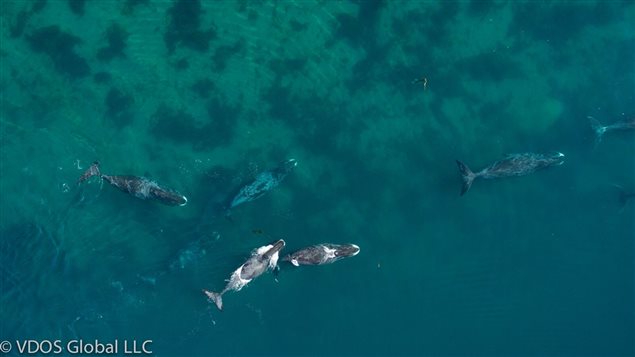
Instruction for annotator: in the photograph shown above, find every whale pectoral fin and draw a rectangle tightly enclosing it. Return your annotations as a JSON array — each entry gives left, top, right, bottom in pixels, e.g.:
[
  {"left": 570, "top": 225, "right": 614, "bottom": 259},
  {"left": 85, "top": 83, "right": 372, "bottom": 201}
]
[{"left": 291, "top": 259, "right": 299, "bottom": 267}]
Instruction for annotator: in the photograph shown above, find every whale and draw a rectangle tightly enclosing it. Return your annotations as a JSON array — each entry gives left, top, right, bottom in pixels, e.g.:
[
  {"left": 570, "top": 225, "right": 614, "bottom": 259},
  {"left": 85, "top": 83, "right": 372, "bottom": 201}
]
[
  {"left": 78, "top": 161, "right": 187, "bottom": 206},
  {"left": 225, "top": 159, "right": 297, "bottom": 216},
  {"left": 203, "top": 239, "right": 285, "bottom": 310},
  {"left": 589, "top": 116, "right": 635, "bottom": 143},
  {"left": 282, "top": 243, "right": 360, "bottom": 266},
  {"left": 456, "top": 152, "right": 565, "bottom": 196},
  {"left": 137, "top": 233, "right": 219, "bottom": 286}
]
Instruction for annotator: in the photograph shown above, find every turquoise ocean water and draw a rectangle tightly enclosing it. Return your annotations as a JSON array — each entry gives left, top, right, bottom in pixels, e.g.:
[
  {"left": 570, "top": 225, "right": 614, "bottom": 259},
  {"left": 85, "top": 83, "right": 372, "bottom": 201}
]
[{"left": 1, "top": 1, "right": 634, "bottom": 356}]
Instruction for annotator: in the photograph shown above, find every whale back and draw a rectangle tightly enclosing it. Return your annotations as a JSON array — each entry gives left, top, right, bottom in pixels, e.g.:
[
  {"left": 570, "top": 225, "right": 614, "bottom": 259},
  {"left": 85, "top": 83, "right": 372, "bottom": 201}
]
[
  {"left": 240, "top": 240, "right": 285, "bottom": 280},
  {"left": 228, "top": 159, "right": 298, "bottom": 209},
  {"left": 284, "top": 243, "right": 360, "bottom": 266},
  {"left": 483, "top": 152, "right": 563, "bottom": 178}
]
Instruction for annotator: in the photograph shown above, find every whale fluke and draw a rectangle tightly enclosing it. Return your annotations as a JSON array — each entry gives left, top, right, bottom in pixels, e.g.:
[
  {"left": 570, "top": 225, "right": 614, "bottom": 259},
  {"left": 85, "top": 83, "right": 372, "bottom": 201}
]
[
  {"left": 203, "top": 290, "right": 223, "bottom": 311},
  {"left": 456, "top": 160, "right": 476, "bottom": 196},
  {"left": 612, "top": 184, "right": 634, "bottom": 208},
  {"left": 78, "top": 161, "right": 101, "bottom": 184},
  {"left": 588, "top": 116, "right": 606, "bottom": 143}
]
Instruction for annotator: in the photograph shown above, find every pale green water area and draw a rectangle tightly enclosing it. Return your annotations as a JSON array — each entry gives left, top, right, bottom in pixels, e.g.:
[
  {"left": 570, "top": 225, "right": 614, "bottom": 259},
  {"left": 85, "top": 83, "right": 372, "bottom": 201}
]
[{"left": 1, "top": 1, "right": 634, "bottom": 356}]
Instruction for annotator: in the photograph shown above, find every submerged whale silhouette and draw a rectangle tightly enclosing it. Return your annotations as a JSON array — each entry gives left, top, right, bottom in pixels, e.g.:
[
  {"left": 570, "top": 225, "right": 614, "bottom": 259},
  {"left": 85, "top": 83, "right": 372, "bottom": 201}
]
[{"left": 78, "top": 161, "right": 187, "bottom": 206}]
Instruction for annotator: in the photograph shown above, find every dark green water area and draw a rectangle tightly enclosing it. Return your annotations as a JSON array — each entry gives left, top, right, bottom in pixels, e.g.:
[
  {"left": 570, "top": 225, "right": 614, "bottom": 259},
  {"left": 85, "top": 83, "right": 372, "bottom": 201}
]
[{"left": 1, "top": 1, "right": 634, "bottom": 355}]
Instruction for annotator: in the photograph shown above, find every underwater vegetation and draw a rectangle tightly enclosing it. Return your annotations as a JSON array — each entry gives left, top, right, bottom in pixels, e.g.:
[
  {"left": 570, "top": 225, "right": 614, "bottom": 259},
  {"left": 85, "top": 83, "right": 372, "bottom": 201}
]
[
  {"left": 149, "top": 99, "right": 237, "bottom": 150},
  {"left": 164, "top": 0, "right": 216, "bottom": 54},
  {"left": 335, "top": 0, "right": 385, "bottom": 48},
  {"left": 8, "top": 0, "right": 48, "bottom": 39},
  {"left": 97, "top": 24, "right": 128, "bottom": 62},
  {"left": 191, "top": 79, "right": 215, "bottom": 98},
  {"left": 67, "top": 0, "right": 86, "bottom": 16},
  {"left": 26, "top": 25, "right": 90, "bottom": 79},
  {"left": 104, "top": 87, "right": 134, "bottom": 128},
  {"left": 93, "top": 71, "right": 112, "bottom": 84},
  {"left": 211, "top": 41, "right": 244, "bottom": 71},
  {"left": 1, "top": 0, "right": 633, "bottom": 354},
  {"left": 122, "top": 0, "right": 150, "bottom": 15}
]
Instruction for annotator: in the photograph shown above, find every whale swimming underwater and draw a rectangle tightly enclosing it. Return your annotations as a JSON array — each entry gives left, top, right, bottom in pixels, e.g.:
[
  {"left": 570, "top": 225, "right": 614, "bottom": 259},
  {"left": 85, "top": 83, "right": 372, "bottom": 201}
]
[
  {"left": 203, "top": 239, "right": 285, "bottom": 311},
  {"left": 225, "top": 159, "right": 297, "bottom": 216},
  {"left": 456, "top": 152, "right": 565, "bottom": 196},
  {"left": 78, "top": 161, "right": 187, "bottom": 206},
  {"left": 589, "top": 116, "right": 635, "bottom": 143},
  {"left": 137, "top": 233, "right": 219, "bottom": 286},
  {"left": 282, "top": 243, "right": 360, "bottom": 266}
]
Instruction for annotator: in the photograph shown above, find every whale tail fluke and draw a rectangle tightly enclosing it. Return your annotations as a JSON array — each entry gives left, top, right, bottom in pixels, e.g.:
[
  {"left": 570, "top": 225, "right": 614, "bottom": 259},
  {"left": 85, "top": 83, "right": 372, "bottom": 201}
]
[
  {"left": 204, "top": 289, "right": 223, "bottom": 311},
  {"left": 78, "top": 161, "right": 101, "bottom": 184},
  {"left": 588, "top": 116, "right": 606, "bottom": 143},
  {"left": 224, "top": 207, "right": 233, "bottom": 221},
  {"left": 611, "top": 184, "right": 633, "bottom": 208},
  {"left": 456, "top": 160, "right": 476, "bottom": 196},
  {"left": 137, "top": 270, "right": 166, "bottom": 287}
]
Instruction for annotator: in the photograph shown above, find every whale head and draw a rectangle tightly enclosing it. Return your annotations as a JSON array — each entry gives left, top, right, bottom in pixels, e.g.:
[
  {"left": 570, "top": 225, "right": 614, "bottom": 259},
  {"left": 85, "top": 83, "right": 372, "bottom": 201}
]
[
  {"left": 262, "top": 239, "right": 286, "bottom": 260},
  {"left": 278, "top": 158, "right": 298, "bottom": 174},
  {"left": 284, "top": 158, "right": 298, "bottom": 170},
  {"left": 546, "top": 151, "right": 565, "bottom": 166},
  {"left": 334, "top": 244, "right": 360, "bottom": 258}
]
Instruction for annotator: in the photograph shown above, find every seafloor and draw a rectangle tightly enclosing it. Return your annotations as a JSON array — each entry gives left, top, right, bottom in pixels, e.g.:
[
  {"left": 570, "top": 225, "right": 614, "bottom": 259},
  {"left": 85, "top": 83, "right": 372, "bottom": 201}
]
[{"left": 0, "top": 1, "right": 634, "bottom": 356}]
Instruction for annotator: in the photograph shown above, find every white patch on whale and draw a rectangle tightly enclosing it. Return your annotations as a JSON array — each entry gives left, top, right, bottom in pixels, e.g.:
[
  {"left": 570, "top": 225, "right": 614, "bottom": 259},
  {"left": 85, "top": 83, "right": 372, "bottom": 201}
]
[
  {"left": 255, "top": 244, "right": 273, "bottom": 256},
  {"left": 228, "top": 265, "right": 252, "bottom": 292},
  {"left": 268, "top": 251, "right": 280, "bottom": 270},
  {"left": 323, "top": 246, "right": 337, "bottom": 259}
]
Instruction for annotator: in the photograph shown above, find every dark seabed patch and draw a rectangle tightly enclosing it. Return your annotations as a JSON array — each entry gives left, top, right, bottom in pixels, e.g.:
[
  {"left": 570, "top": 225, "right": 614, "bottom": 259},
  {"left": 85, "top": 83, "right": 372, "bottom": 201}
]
[
  {"left": 212, "top": 40, "right": 244, "bottom": 71},
  {"left": 10, "top": 9, "right": 31, "bottom": 38},
  {"left": 149, "top": 98, "right": 237, "bottom": 150},
  {"left": 173, "top": 58, "right": 189, "bottom": 71},
  {"left": 149, "top": 105, "right": 200, "bottom": 145},
  {"left": 164, "top": 0, "right": 216, "bottom": 54},
  {"left": 457, "top": 51, "right": 523, "bottom": 82},
  {"left": 104, "top": 87, "right": 134, "bottom": 128},
  {"left": 205, "top": 96, "right": 238, "bottom": 146},
  {"left": 68, "top": 0, "right": 86, "bottom": 16},
  {"left": 26, "top": 25, "right": 90, "bottom": 79},
  {"left": 122, "top": 0, "right": 149, "bottom": 15},
  {"left": 510, "top": 2, "right": 623, "bottom": 44},
  {"left": 191, "top": 79, "right": 215, "bottom": 98},
  {"left": 334, "top": 0, "right": 385, "bottom": 48},
  {"left": 1, "top": 1, "right": 634, "bottom": 355},
  {"left": 93, "top": 71, "right": 112, "bottom": 84},
  {"left": 97, "top": 23, "right": 128, "bottom": 62}
]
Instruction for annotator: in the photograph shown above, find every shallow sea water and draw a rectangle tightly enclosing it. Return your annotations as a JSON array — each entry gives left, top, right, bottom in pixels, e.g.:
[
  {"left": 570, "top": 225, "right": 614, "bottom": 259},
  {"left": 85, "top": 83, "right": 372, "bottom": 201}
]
[{"left": 1, "top": 1, "right": 634, "bottom": 356}]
